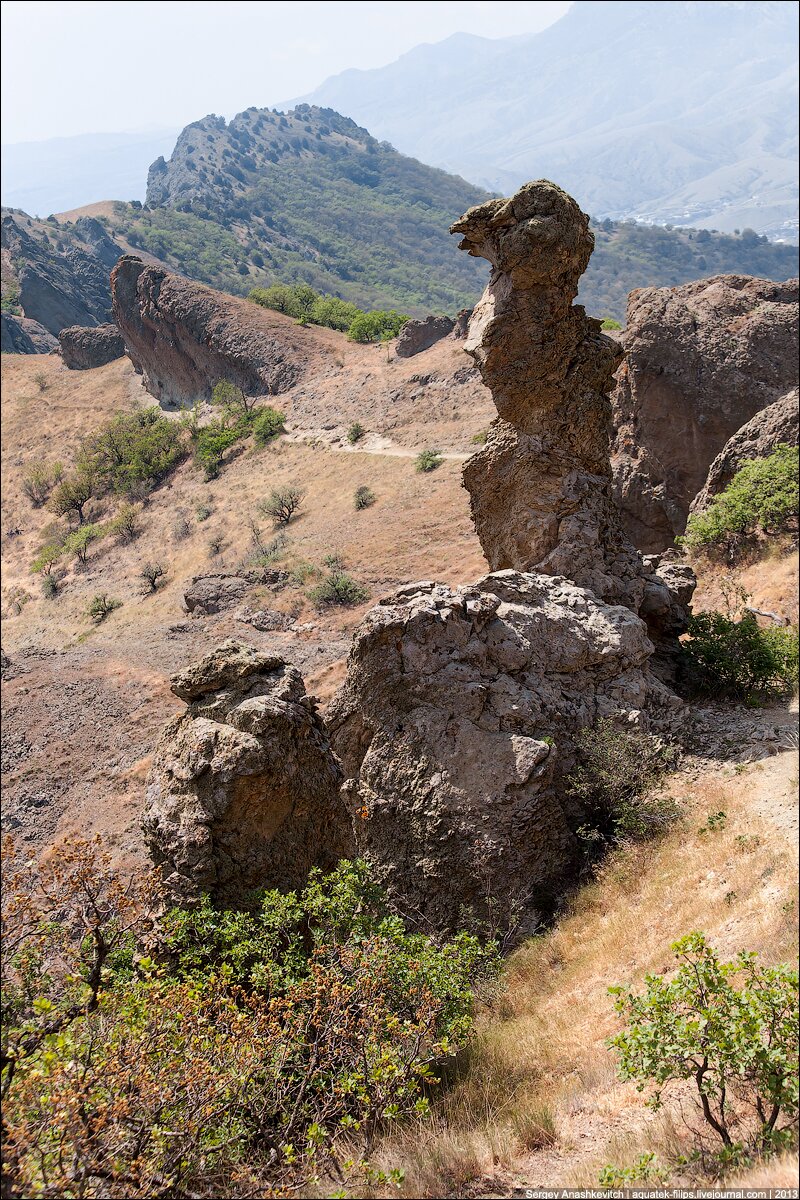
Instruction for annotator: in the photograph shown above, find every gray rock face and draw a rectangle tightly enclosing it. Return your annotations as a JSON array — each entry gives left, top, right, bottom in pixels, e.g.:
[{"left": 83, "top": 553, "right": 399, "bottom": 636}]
[
  {"left": 611, "top": 275, "right": 799, "bottom": 552},
  {"left": 1, "top": 314, "right": 58, "bottom": 354},
  {"left": 111, "top": 256, "right": 306, "bottom": 406},
  {"left": 58, "top": 323, "right": 125, "bottom": 369},
  {"left": 395, "top": 315, "right": 455, "bottom": 358},
  {"left": 690, "top": 389, "right": 799, "bottom": 515},
  {"left": 329, "top": 572, "right": 679, "bottom": 937},
  {"left": 183, "top": 573, "right": 250, "bottom": 616},
  {"left": 1, "top": 214, "right": 121, "bottom": 335},
  {"left": 144, "top": 641, "right": 352, "bottom": 904}
]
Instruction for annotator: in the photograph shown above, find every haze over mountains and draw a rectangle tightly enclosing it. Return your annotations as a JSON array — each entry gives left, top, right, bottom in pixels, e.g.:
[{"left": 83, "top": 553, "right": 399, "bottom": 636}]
[{"left": 300, "top": 0, "right": 800, "bottom": 241}]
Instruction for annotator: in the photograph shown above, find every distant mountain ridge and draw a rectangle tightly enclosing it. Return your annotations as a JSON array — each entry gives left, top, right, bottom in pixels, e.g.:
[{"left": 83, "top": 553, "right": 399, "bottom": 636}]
[{"left": 298, "top": 0, "right": 799, "bottom": 241}]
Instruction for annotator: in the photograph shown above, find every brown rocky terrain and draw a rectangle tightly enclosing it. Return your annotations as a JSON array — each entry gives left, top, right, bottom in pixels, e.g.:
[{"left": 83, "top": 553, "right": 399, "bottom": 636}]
[
  {"left": 1, "top": 314, "right": 59, "bottom": 354},
  {"left": 611, "top": 274, "right": 799, "bottom": 552},
  {"left": 58, "top": 322, "right": 126, "bottom": 370}
]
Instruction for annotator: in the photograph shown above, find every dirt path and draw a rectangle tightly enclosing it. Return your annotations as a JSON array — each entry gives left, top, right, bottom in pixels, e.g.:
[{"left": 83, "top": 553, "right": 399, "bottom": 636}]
[{"left": 283, "top": 425, "right": 471, "bottom": 461}]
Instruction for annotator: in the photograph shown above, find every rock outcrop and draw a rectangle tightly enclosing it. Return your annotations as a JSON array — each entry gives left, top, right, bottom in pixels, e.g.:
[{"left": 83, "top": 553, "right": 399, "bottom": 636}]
[
  {"left": 1, "top": 213, "right": 119, "bottom": 335},
  {"left": 690, "top": 389, "right": 799, "bottom": 515},
  {"left": 1, "top": 313, "right": 58, "bottom": 354},
  {"left": 611, "top": 275, "right": 799, "bottom": 552},
  {"left": 329, "top": 572, "right": 679, "bottom": 937},
  {"left": 449, "top": 180, "right": 693, "bottom": 651},
  {"left": 395, "top": 314, "right": 455, "bottom": 358},
  {"left": 183, "top": 573, "right": 250, "bottom": 616},
  {"left": 143, "top": 641, "right": 352, "bottom": 904},
  {"left": 111, "top": 256, "right": 307, "bottom": 406},
  {"left": 58, "top": 323, "right": 126, "bottom": 369}
]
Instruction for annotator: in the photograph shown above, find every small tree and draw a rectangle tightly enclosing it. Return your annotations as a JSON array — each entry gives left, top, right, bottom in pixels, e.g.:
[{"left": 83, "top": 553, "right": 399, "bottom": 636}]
[
  {"left": 347, "top": 422, "right": 366, "bottom": 445},
  {"left": 140, "top": 561, "right": 166, "bottom": 593},
  {"left": 259, "top": 486, "right": 304, "bottom": 526},
  {"left": 64, "top": 522, "right": 103, "bottom": 566},
  {"left": 308, "top": 571, "right": 369, "bottom": 607},
  {"left": 30, "top": 543, "right": 63, "bottom": 576},
  {"left": 109, "top": 502, "right": 140, "bottom": 543},
  {"left": 49, "top": 469, "right": 95, "bottom": 524},
  {"left": 414, "top": 449, "right": 443, "bottom": 473},
  {"left": 609, "top": 933, "right": 799, "bottom": 1164},
  {"left": 88, "top": 594, "right": 122, "bottom": 622},
  {"left": 211, "top": 379, "right": 258, "bottom": 417},
  {"left": 21, "top": 461, "right": 63, "bottom": 507}
]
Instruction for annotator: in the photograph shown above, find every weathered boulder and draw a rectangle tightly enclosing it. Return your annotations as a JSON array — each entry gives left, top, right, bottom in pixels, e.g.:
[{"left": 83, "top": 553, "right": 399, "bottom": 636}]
[
  {"left": 111, "top": 256, "right": 309, "bottom": 406},
  {"left": 611, "top": 275, "right": 799, "bottom": 551},
  {"left": 450, "top": 180, "right": 692, "bottom": 649},
  {"left": 395, "top": 314, "right": 455, "bottom": 358},
  {"left": 690, "top": 389, "right": 799, "bottom": 515},
  {"left": 143, "top": 641, "right": 352, "bottom": 903},
  {"left": 183, "top": 573, "right": 249, "bottom": 615},
  {"left": 329, "top": 572, "right": 679, "bottom": 937},
  {"left": 1, "top": 313, "right": 58, "bottom": 354},
  {"left": 58, "top": 323, "right": 125, "bottom": 369}
]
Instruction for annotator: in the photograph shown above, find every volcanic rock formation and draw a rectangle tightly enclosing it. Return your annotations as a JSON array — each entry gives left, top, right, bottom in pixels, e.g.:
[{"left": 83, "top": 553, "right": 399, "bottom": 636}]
[
  {"left": 1, "top": 313, "right": 58, "bottom": 354},
  {"left": 58, "top": 323, "right": 126, "bottom": 369},
  {"left": 143, "top": 641, "right": 352, "bottom": 904},
  {"left": 611, "top": 275, "right": 799, "bottom": 552},
  {"left": 329, "top": 571, "right": 679, "bottom": 936},
  {"left": 111, "top": 256, "right": 307, "bottom": 406},
  {"left": 395, "top": 314, "right": 455, "bottom": 357},
  {"left": 690, "top": 389, "right": 799, "bottom": 516}
]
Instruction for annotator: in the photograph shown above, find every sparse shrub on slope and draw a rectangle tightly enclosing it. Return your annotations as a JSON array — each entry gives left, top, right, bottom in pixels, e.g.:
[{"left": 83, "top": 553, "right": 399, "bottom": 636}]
[
  {"left": 21, "top": 461, "right": 63, "bottom": 507},
  {"left": 252, "top": 406, "right": 285, "bottom": 445},
  {"left": 681, "top": 611, "right": 799, "bottom": 701},
  {"left": 354, "top": 485, "right": 376, "bottom": 509},
  {"left": 567, "top": 719, "right": 680, "bottom": 853},
  {"left": 192, "top": 417, "right": 243, "bottom": 480},
  {"left": 681, "top": 445, "right": 799, "bottom": 562},
  {"left": 608, "top": 932, "right": 799, "bottom": 1175},
  {"left": 308, "top": 569, "right": 369, "bottom": 607},
  {"left": 1, "top": 839, "right": 492, "bottom": 1199},
  {"left": 259, "top": 485, "right": 304, "bottom": 526},
  {"left": 415, "top": 448, "right": 443, "bottom": 473}
]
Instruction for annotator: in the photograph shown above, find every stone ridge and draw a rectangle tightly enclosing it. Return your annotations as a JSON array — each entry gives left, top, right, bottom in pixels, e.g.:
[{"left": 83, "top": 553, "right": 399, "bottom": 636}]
[{"left": 111, "top": 255, "right": 308, "bottom": 406}]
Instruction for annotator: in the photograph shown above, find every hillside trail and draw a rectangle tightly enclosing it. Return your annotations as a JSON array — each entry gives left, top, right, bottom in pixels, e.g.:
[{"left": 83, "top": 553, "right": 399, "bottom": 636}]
[
  {"left": 478, "top": 697, "right": 799, "bottom": 1198},
  {"left": 283, "top": 425, "right": 472, "bottom": 461}
]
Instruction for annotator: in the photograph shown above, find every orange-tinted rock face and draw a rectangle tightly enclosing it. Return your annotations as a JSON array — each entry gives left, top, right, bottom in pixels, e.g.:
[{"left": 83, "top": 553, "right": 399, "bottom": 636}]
[{"left": 611, "top": 275, "right": 799, "bottom": 552}]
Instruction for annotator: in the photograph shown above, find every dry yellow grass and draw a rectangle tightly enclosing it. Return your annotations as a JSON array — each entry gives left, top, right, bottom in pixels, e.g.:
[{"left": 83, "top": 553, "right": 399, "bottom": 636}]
[{"left": 366, "top": 751, "right": 798, "bottom": 1197}]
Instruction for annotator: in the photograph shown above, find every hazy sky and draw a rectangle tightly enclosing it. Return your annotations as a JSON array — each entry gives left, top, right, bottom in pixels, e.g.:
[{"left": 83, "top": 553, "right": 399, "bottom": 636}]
[{"left": 1, "top": 1, "right": 572, "bottom": 144}]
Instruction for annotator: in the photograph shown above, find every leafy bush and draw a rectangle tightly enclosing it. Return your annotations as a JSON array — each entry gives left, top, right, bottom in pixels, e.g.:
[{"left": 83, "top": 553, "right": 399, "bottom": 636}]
[
  {"left": 63, "top": 522, "right": 103, "bottom": 566},
  {"left": 108, "top": 502, "right": 140, "bottom": 543},
  {"left": 259, "top": 485, "right": 304, "bottom": 525},
  {"left": 415, "top": 448, "right": 443, "bottom": 473},
  {"left": 470, "top": 429, "right": 487, "bottom": 445},
  {"left": 354, "top": 485, "right": 376, "bottom": 510},
  {"left": 21, "top": 461, "right": 63, "bottom": 506},
  {"left": 609, "top": 933, "right": 799, "bottom": 1170},
  {"left": 347, "top": 421, "right": 366, "bottom": 444},
  {"left": 30, "top": 542, "right": 63, "bottom": 576},
  {"left": 193, "top": 417, "right": 243, "bottom": 480},
  {"left": 1, "top": 841, "right": 492, "bottom": 1199},
  {"left": 40, "top": 574, "right": 59, "bottom": 599},
  {"left": 681, "top": 445, "right": 799, "bottom": 560},
  {"left": 252, "top": 406, "right": 285, "bottom": 445},
  {"left": 195, "top": 501, "right": 212, "bottom": 521},
  {"left": 308, "top": 570, "right": 369, "bottom": 607},
  {"left": 347, "top": 309, "right": 409, "bottom": 343},
  {"left": 600, "top": 317, "right": 622, "bottom": 331},
  {"left": 210, "top": 379, "right": 258, "bottom": 417},
  {"left": 248, "top": 281, "right": 317, "bottom": 321},
  {"left": 681, "top": 611, "right": 798, "bottom": 700},
  {"left": 49, "top": 468, "right": 95, "bottom": 524},
  {"left": 599, "top": 1153, "right": 669, "bottom": 1188},
  {"left": 79, "top": 408, "right": 187, "bottom": 497},
  {"left": 310, "top": 294, "right": 361, "bottom": 331},
  {"left": 88, "top": 593, "right": 122, "bottom": 622},
  {"left": 568, "top": 719, "right": 680, "bottom": 849}
]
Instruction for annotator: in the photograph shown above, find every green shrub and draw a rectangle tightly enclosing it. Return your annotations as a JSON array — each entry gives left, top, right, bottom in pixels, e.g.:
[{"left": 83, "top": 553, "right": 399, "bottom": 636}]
[
  {"left": 248, "top": 282, "right": 318, "bottom": 321},
  {"left": 195, "top": 501, "right": 212, "bottom": 521},
  {"left": 600, "top": 317, "right": 622, "bottom": 331},
  {"left": 414, "top": 448, "right": 443, "bottom": 473},
  {"left": 681, "top": 611, "right": 798, "bottom": 700},
  {"left": 608, "top": 933, "right": 799, "bottom": 1170},
  {"left": 354, "top": 485, "right": 376, "bottom": 510},
  {"left": 21, "top": 461, "right": 63, "bottom": 506},
  {"left": 252, "top": 406, "right": 285, "bottom": 445},
  {"left": 309, "top": 295, "right": 361, "bottom": 331},
  {"left": 30, "top": 542, "right": 63, "bottom": 576},
  {"left": 347, "top": 309, "right": 409, "bottom": 343},
  {"left": 470, "top": 429, "right": 487, "bottom": 445},
  {"left": 63, "top": 522, "right": 103, "bottom": 566},
  {"left": 79, "top": 408, "right": 187, "bottom": 497},
  {"left": 193, "top": 418, "right": 243, "bottom": 480},
  {"left": 49, "top": 467, "right": 96, "bottom": 524},
  {"left": 259, "top": 485, "right": 303, "bottom": 525},
  {"left": 567, "top": 719, "right": 680, "bottom": 850},
  {"left": 210, "top": 379, "right": 258, "bottom": 417},
  {"left": 681, "top": 445, "right": 799, "bottom": 560},
  {"left": 108, "top": 502, "right": 140, "bottom": 543},
  {"left": 347, "top": 421, "right": 366, "bottom": 444},
  {"left": 88, "top": 593, "right": 122, "bottom": 622},
  {"left": 40, "top": 574, "right": 59, "bottom": 599},
  {"left": 308, "top": 570, "right": 369, "bottom": 607}
]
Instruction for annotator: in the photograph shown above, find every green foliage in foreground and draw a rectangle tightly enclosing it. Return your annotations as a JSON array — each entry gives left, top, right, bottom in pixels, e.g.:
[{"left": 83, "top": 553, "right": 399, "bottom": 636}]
[
  {"left": 681, "top": 611, "right": 799, "bottom": 701},
  {"left": 609, "top": 933, "right": 799, "bottom": 1172},
  {"left": 681, "top": 445, "right": 799, "bottom": 561},
  {"left": 2, "top": 842, "right": 493, "bottom": 1198}
]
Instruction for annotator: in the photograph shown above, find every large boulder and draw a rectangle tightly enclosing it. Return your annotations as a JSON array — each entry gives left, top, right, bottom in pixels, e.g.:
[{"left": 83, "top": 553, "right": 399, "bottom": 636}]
[
  {"left": 58, "top": 323, "right": 126, "bottom": 369},
  {"left": 329, "top": 572, "right": 679, "bottom": 937},
  {"left": 1, "top": 313, "right": 58, "bottom": 354},
  {"left": 611, "top": 275, "right": 799, "bottom": 552},
  {"left": 395, "top": 314, "right": 455, "bottom": 357},
  {"left": 183, "top": 573, "right": 250, "bottom": 616},
  {"left": 111, "top": 256, "right": 309, "bottom": 406},
  {"left": 143, "top": 641, "right": 352, "bottom": 904},
  {"left": 690, "top": 389, "right": 799, "bottom": 514}
]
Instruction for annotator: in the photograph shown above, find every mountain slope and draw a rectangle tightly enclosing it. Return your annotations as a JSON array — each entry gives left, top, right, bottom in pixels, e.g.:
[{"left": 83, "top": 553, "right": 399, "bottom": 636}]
[{"left": 299, "top": 0, "right": 799, "bottom": 241}]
